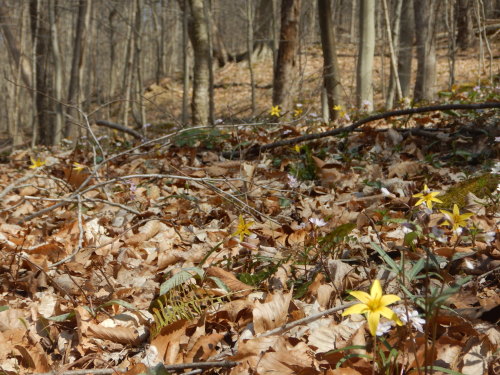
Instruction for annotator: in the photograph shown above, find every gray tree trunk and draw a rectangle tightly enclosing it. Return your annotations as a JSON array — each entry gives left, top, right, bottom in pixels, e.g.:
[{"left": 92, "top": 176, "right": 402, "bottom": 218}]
[
  {"left": 273, "top": 0, "right": 301, "bottom": 115},
  {"left": 49, "top": 0, "right": 63, "bottom": 145},
  {"left": 414, "top": 0, "right": 438, "bottom": 101},
  {"left": 356, "top": 0, "right": 375, "bottom": 111},
  {"left": 189, "top": 0, "right": 210, "bottom": 125},
  {"left": 30, "top": 0, "right": 53, "bottom": 145},
  {"left": 456, "top": 0, "right": 474, "bottom": 50},
  {"left": 66, "top": 0, "right": 92, "bottom": 138},
  {"left": 398, "top": 0, "right": 414, "bottom": 98},
  {"left": 318, "top": 0, "right": 342, "bottom": 120},
  {"left": 386, "top": 0, "right": 403, "bottom": 108}
]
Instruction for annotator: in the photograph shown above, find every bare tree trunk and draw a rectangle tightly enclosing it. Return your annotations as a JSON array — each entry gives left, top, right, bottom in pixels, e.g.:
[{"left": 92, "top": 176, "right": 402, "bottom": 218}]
[
  {"left": 135, "top": 0, "right": 146, "bottom": 127},
  {"left": 189, "top": 0, "right": 210, "bottom": 125},
  {"left": 30, "top": 0, "right": 53, "bottom": 145},
  {"left": 252, "top": 0, "right": 274, "bottom": 61},
  {"left": 456, "top": 0, "right": 474, "bottom": 50},
  {"left": 66, "top": 0, "right": 91, "bottom": 138},
  {"left": 356, "top": 0, "right": 375, "bottom": 110},
  {"left": 122, "top": 3, "right": 136, "bottom": 129},
  {"left": 383, "top": 0, "right": 403, "bottom": 108},
  {"left": 445, "top": 0, "right": 457, "bottom": 87},
  {"left": 398, "top": 0, "right": 414, "bottom": 98},
  {"left": 247, "top": 0, "right": 256, "bottom": 116},
  {"left": 0, "top": 2, "right": 32, "bottom": 87},
  {"left": 108, "top": 7, "right": 117, "bottom": 100},
  {"left": 204, "top": 0, "right": 214, "bottom": 125},
  {"left": 48, "top": 0, "right": 63, "bottom": 145},
  {"left": 318, "top": 0, "right": 342, "bottom": 120},
  {"left": 182, "top": 0, "right": 190, "bottom": 125},
  {"left": 414, "top": 0, "right": 438, "bottom": 101},
  {"left": 273, "top": 0, "right": 301, "bottom": 115}
]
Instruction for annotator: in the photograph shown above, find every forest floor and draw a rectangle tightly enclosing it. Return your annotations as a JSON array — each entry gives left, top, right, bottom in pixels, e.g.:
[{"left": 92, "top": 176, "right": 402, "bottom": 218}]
[
  {"left": 0, "top": 41, "right": 499, "bottom": 375},
  {"left": 142, "top": 41, "right": 500, "bottom": 123}
]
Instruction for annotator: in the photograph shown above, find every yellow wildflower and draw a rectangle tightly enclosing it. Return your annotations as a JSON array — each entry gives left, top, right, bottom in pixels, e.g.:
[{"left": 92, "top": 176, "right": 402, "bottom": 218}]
[
  {"left": 342, "top": 280, "right": 402, "bottom": 336},
  {"left": 413, "top": 184, "right": 443, "bottom": 210},
  {"left": 73, "top": 162, "right": 86, "bottom": 172},
  {"left": 232, "top": 215, "right": 254, "bottom": 241},
  {"left": 294, "top": 108, "right": 303, "bottom": 117},
  {"left": 440, "top": 204, "right": 474, "bottom": 233},
  {"left": 29, "top": 157, "right": 46, "bottom": 169},
  {"left": 270, "top": 105, "right": 281, "bottom": 117}
]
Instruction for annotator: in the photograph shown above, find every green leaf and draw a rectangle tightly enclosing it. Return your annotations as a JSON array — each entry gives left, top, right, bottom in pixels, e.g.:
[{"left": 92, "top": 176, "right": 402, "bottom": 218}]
[
  {"left": 371, "top": 242, "right": 401, "bottom": 274},
  {"left": 47, "top": 312, "right": 75, "bottom": 322},
  {"left": 159, "top": 267, "right": 205, "bottom": 296},
  {"left": 0, "top": 305, "right": 9, "bottom": 312}
]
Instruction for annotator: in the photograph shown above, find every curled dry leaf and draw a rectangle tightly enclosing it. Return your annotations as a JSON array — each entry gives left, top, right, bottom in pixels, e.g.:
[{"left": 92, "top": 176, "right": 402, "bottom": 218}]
[{"left": 253, "top": 289, "right": 293, "bottom": 334}]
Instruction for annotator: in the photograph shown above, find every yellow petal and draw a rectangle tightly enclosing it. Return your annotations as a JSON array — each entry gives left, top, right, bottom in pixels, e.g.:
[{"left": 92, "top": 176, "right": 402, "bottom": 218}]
[
  {"left": 379, "top": 306, "right": 401, "bottom": 324},
  {"left": 349, "top": 291, "right": 372, "bottom": 305},
  {"left": 380, "top": 294, "right": 400, "bottom": 307},
  {"left": 370, "top": 280, "right": 383, "bottom": 300},
  {"left": 341, "top": 303, "right": 369, "bottom": 316},
  {"left": 367, "top": 311, "right": 380, "bottom": 336},
  {"left": 452, "top": 204, "right": 460, "bottom": 216}
]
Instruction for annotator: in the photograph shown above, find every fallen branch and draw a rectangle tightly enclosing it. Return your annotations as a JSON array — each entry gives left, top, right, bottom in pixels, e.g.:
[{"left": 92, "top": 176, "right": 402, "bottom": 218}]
[
  {"left": 259, "top": 301, "right": 356, "bottom": 337},
  {"left": 232, "top": 102, "right": 500, "bottom": 158},
  {"left": 95, "top": 119, "right": 143, "bottom": 140},
  {"left": 33, "top": 360, "right": 239, "bottom": 375}
]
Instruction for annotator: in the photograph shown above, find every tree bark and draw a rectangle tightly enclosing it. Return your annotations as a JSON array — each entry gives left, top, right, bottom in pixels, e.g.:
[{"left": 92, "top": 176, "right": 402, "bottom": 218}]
[
  {"left": 318, "top": 0, "right": 342, "bottom": 120},
  {"left": 273, "top": 0, "right": 301, "bottom": 115},
  {"left": 48, "top": 0, "right": 63, "bottom": 145},
  {"left": 386, "top": 0, "right": 403, "bottom": 108},
  {"left": 356, "top": 0, "right": 375, "bottom": 111},
  {"left": 455, "top": 0, "right": 474, "bottom": 50},
  {"left": 414, "top": 0, "right": 438, "bottom": 101},
  {"left": 66, "top": 0, "right": 91, "bottom": 138},
  {"left": 30, "top": 0, "right": 53, "bottom": 145},
  {"left": 189, "top": 0, "right": 210, "bottom": 125},
  {"left": 398, "top": 0, "right": 414, "bottom": 98}
]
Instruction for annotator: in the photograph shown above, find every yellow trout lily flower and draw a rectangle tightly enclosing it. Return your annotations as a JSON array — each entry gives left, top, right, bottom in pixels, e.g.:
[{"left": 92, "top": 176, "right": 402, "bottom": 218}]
[
  {"left": 342, "top": 280, "right": 402, "bottom": 336},
  {"left": 440, "top": 204, "right": 474, "bottom": 233},
  {"left": 413, "top": 184, "right": 443, "bottom": 210},
  {"left": 232, "top": 215, "right": 254, "bottom": 241},
  {"left": 270, "top": 105, "right": 281, "bottom": 117},
  {"left": 29, "top": 157, "right": 46, "bottom": 169},
  {"left": 73, "top": 162, "right": 86, "bottom": 172}
]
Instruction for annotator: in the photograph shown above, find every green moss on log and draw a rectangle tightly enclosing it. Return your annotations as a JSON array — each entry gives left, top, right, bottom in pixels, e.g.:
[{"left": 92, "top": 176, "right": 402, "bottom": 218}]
[{"left": 437, "top": 173, "right": 499, "bottom": 209}]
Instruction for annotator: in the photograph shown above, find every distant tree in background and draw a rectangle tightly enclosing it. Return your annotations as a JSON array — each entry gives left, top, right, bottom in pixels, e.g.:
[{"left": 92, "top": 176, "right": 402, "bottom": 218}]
[
  {"left": 414, "top": 0, "right": 438, "bottom": 101},
  {"left": 188, "top": 0, "right": 210, "bottom": 125},
  {"left": 273, "top": 0, "right": 301, "bottom": 115},
  {"left": 318, "top": 0, "right": 342, "bottom": 120},
  {"left": 356, "top": 0, "right": 375, "bottom": 111}
]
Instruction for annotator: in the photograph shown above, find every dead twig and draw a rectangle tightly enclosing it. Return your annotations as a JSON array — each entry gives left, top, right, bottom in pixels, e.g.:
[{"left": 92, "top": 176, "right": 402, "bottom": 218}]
[{"left": 259, "top": 301, "right": 356, "bottom": 337}]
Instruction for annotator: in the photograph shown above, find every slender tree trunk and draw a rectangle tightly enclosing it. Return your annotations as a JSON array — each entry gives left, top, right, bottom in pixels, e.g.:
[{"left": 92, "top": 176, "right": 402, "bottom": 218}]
[
  {"left": 66, "top": 0, "right": 91, "bottom": 138},
  {"left": 384, "top": 0, "right": 403, "bottom": 108},
  {"left": 247, "top": 0, "right": 256, "bottom": 116},
  {"left": 48, "top": 0, "right": 63, "bottom": 145},
  {"left": 135, "top": 0, "right": 146, "bottom": 127},
  {"left": 30, "top": 0, "right": 53, "bottom": 145},
  {"left": 204, "top": 0, "right": 214, "bottom": 125},
  {"left": 356, "top": 0, "right": 375, "bottom": 110},
  {"left": 252, "top": 0, "right": 273, "bottom": 61},
  {"left": 0, "top": 2, "right": 32, "bottom": 87},
  {"left": 456, "top": 0, "right": 474, "bottom": 50},
  {"left": 108, "top": 7, "right": 117, "bottom": 100},
  {"left": 398, "top": 0, "right": 414, "bottom": 98},
  {"left": 189, "top": 0, "right": 210, "bottom": 125},
  {"left": 273, "top": 0, "right": 301, "bottom": 114},
  {"left": 414, "top": 0, "right": 438, "bottom": 101},
  {"left": 122, "top": 3, "right": 136, "bottom": 129},
  {"left": 182, "top": 0, "right": 190, "bottom": 125},
  {"left": 318, "top": 0, "right": 342, "bottom": 120}
]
